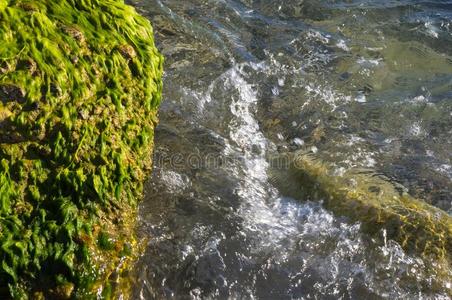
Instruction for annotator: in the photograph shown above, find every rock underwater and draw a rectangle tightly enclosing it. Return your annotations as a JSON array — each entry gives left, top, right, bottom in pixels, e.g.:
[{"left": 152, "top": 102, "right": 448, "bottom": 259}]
[
  {"left": 270, "top": 151, "right": 452, "bottom": 294},
  {"left": 0, "top": 0, "right": 163, "bottom": 298}
]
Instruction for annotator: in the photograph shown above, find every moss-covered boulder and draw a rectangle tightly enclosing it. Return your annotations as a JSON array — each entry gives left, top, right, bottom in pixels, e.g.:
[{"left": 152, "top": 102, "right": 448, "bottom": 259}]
[{"left": 0, "top": 0, "right": 163, "bottom": 298}]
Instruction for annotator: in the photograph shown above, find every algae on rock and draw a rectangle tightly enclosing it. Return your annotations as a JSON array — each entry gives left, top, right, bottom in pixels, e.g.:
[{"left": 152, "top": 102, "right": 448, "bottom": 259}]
[
  {"left": 270, "top": 151, "right": 452, "bottom": 292},
  {"left": 0, "top": 0, "right": 163, "bottom": 298}
]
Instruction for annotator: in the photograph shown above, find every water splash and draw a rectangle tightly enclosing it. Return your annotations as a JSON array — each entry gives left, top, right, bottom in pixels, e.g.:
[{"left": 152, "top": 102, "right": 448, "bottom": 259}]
[{"left": 132, "top": 0, "right": 452, "bottom": 298}]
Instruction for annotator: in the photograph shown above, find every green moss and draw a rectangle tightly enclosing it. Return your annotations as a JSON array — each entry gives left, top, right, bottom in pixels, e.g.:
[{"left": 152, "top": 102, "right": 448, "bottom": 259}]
[
  {"left": 271, "top": 152, "right": 452, "bottom": 282},
  {"left": 0, "top": 0, "right": 163, "bottom": 298}
]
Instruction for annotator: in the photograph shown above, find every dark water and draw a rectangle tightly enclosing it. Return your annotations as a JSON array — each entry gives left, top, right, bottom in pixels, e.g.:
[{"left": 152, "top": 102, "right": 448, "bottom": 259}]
[{"left": 128, "top": 0, "right": 452, "bottom": 298}]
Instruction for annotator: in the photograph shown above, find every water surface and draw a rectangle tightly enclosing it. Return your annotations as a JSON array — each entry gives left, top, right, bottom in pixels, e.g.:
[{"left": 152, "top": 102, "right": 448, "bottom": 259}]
[{"left": 128, "top": 0, "right": 452, "bottom": 298}]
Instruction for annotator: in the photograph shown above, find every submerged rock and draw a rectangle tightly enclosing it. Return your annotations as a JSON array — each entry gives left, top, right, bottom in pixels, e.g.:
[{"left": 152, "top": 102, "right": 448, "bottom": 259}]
[
  {"left": 271, "top": 151, "right": 452, "bottom": 291},
  {"left": 0, "top": 0, "right": 163, "bottom": 298}
]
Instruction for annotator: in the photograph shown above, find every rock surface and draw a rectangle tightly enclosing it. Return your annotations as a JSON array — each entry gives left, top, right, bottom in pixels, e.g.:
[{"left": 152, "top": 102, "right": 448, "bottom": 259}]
[{"left": 0, "top": 0, "right": 163, "bottom": 298}]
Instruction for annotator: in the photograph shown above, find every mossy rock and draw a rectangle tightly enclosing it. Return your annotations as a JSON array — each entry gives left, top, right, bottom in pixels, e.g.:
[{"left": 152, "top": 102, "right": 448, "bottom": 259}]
[
  {"left": 0, "top": 0, "right": 163, "bottom": 298},
  {"left": 271, "top": 151, "right": 452, "bottom": 289}
]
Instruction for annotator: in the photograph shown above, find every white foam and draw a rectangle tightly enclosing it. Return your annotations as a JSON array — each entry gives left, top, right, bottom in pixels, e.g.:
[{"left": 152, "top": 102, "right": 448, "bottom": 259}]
[
  {"left": 304, "top": 83, "right": 352, "bottom": 111},
  {"left": 336, "top": 39, "right": 350, "bottom": 51},
  {"left": 356, "top": 93, "right": 367, "bottom": 103},
  {"left": 436, "top": 164, "right": 452, "bottom": 180},
  {"left": 357, "top": 57, "right": 382, "bottom": 67},
  {"left": 307, "top": 30, "right": 330, "bottom": 44},
  {"left": 159, "top": 170, "right": 190, "bottom": 194},
  {"left": 424, "top": 21, "right": 439, "bottom": 38},
  {"left": 408, "top": 122, "right": 425, "bottom": 137}
]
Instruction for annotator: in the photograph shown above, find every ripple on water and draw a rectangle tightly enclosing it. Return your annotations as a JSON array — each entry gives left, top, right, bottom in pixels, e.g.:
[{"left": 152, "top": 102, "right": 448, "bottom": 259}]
[{"left": 131, "top": 0, "right": 452, "bottom": 298}]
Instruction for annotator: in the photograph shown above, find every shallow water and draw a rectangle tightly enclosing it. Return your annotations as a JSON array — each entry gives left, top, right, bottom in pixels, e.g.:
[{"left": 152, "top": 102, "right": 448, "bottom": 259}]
[{"left": 128, "top": 0, "right": 452, "bottom": 298}]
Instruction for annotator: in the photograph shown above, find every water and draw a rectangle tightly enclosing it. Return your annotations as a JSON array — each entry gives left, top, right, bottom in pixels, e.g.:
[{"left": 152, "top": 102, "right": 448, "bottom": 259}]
[{"left": 128, "top": 0, "right": 452, "bottom": 298}]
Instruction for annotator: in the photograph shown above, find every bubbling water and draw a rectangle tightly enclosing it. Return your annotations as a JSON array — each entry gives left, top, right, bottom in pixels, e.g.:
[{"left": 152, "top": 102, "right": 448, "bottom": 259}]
[{"left": 130, "top": 0, "right": 452, "bottom": 298}]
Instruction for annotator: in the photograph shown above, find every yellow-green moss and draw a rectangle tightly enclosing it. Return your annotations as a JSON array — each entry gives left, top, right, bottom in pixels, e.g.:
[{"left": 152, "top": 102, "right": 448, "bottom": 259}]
[
  {"left": 271, "top": 152, "right": 452, "bottom": 282},
  {"left": 0, "top": 0, "right": 163, "bottom": 298}
]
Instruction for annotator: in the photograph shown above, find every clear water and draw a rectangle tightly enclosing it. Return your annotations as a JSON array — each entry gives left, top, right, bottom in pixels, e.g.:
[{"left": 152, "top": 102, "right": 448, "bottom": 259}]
[{"left": 128, "top": 0, "right": 452, "bottom": 298}]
